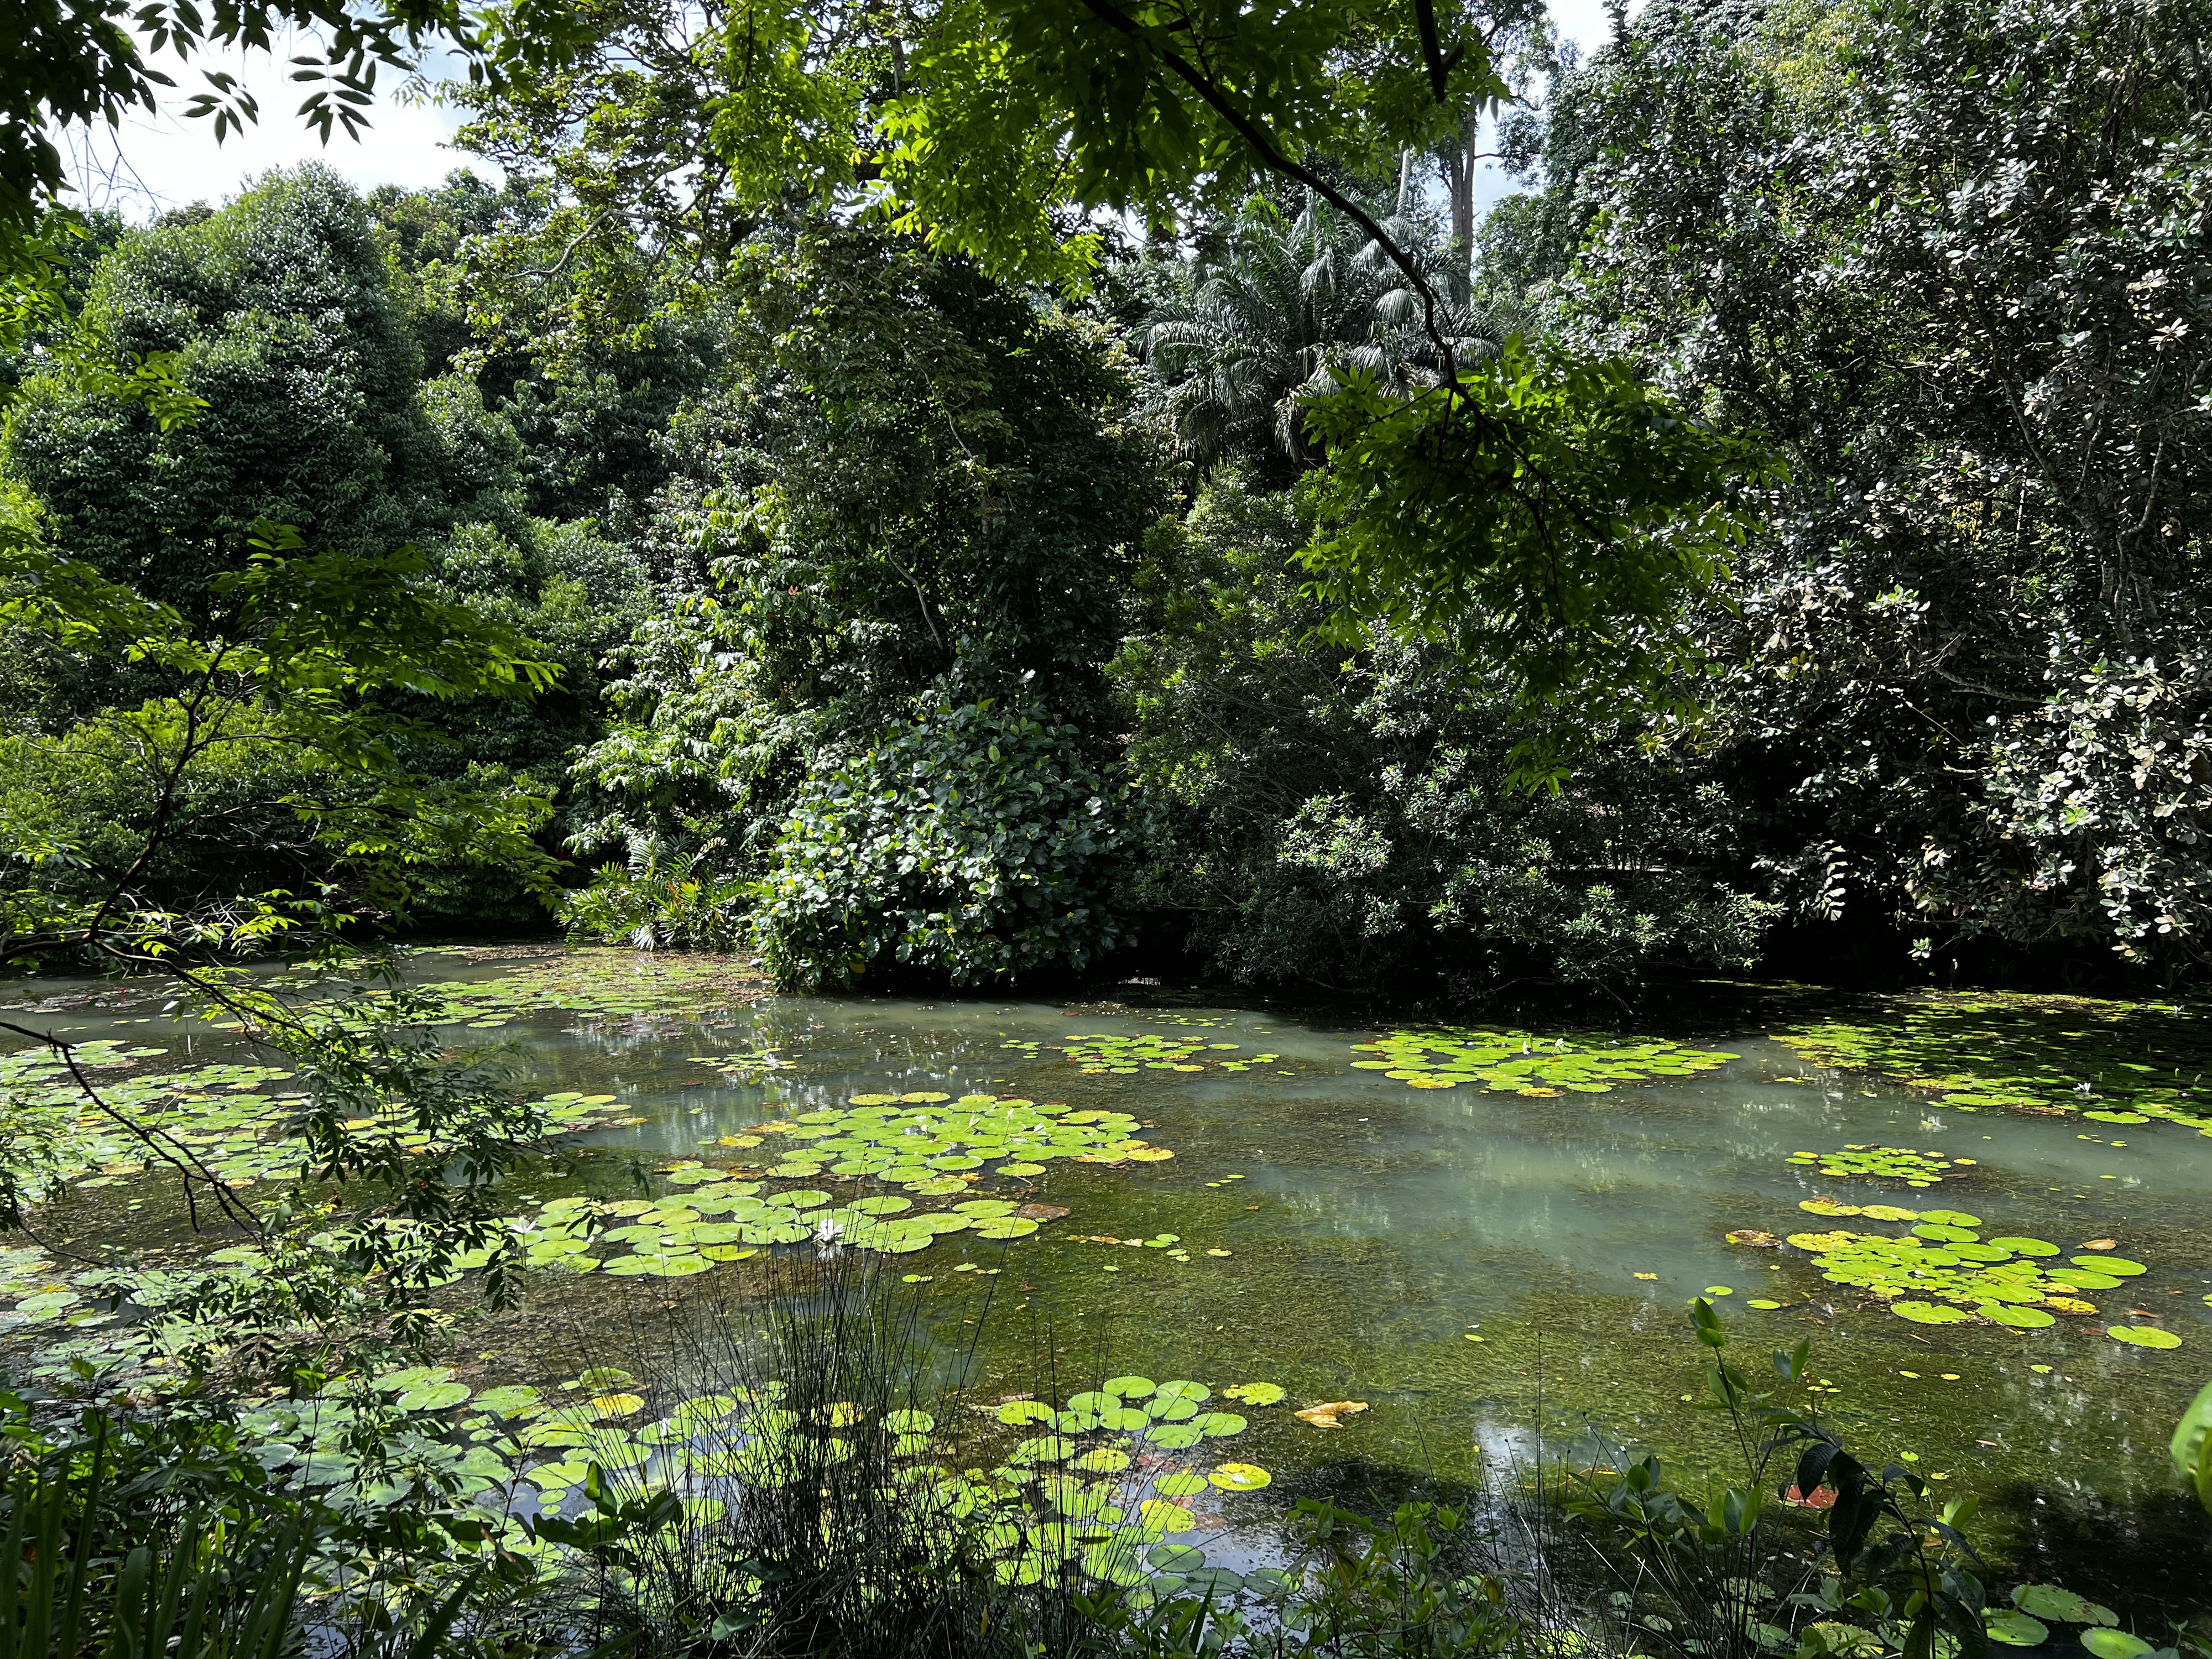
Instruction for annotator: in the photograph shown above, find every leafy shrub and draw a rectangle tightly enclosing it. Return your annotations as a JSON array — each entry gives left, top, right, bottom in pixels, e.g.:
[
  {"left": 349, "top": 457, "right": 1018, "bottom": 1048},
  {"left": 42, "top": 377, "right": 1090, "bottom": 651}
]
[
  {"left": 1116, "top": 472, "right": 1775, "bottom": 997},
  {"left": 560, "top": 840, "right": 751, "bottom": 951},
  {"left": 750, "top": 699, "right": 1138, "bottom": 989}
]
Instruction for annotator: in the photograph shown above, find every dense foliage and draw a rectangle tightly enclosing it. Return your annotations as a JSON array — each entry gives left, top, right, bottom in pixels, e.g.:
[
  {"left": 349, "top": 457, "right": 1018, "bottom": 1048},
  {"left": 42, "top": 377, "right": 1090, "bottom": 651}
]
[
  {"left": 1487, "top": 0, "right": 2212, "bottom": 971},
  {"left": 559, "top": 228, "right": 1161, "bottom": 977},
  {"left": 8, "top": 0, "right": 2212, "bottom": 999},
  {"left": 1118, "top": 472, "right": 1774, "bottom": 992}
]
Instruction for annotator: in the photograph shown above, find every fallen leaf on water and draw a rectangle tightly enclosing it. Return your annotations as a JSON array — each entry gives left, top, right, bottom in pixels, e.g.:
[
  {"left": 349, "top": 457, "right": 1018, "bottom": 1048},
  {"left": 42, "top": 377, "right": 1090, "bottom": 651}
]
[
  {"left": 1294, "top": 1400, "right": 1369, "bottom": 1430},
  {"left": 2080, "top": 1238, "right": 2118, "bottom": 1251},
  {"left": 1726, "top": 1230, "right": 1781, "bottom": 1248}
]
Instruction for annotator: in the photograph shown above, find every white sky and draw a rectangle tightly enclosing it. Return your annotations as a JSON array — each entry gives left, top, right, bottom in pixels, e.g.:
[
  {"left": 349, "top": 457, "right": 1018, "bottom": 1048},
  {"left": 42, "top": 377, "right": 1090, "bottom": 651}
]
[{"left": 62, "top": 0, "right": 1623, "bottom": 222}]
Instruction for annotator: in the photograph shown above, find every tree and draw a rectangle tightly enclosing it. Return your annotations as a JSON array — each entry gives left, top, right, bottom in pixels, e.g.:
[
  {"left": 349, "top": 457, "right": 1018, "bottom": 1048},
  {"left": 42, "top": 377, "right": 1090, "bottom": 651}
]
[
  {"left": 561, "top": 225, "right": 1164, "bottom": 979},
  {"left": 1115, "top": 469, "right": 1775, "bottom": 995},
  {"left": 1141, "top": 191, "right": 1495, "bottom": 480},
  {"left": 454, "top": 0, "right": 1765, "bottom": 759},
  {"left": 4, "top": 167, "right": 445, "bottom": 617},
  {"left": 1501, "top": 0, "right": 2212, "bottom": 969}
]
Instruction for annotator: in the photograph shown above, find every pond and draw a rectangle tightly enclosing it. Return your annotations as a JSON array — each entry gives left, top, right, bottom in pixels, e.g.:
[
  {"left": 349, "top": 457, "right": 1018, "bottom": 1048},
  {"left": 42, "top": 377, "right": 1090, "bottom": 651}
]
[{"left": 5, "top": 945, "right": 2210, "bottom": 1618}]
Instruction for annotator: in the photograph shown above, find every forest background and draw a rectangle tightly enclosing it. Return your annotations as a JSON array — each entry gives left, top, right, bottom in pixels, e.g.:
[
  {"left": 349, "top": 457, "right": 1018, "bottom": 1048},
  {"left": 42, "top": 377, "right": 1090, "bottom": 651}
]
[{"left": 7, "top": 0, "right": 2209, "bottom": 1008}]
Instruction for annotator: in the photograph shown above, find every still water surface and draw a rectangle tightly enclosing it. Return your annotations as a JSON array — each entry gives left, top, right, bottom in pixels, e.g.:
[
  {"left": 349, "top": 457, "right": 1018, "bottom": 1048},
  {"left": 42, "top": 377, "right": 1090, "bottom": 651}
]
[{"left": 13, "top": 949, "right": 2212, "bottom": 1612}]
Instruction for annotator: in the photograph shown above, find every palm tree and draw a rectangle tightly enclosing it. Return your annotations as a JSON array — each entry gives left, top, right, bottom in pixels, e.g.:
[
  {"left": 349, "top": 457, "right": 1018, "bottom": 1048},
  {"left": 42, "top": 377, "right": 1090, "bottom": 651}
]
[{"left": 1139, "top": 192, "right": 1497, "bottom": 478}]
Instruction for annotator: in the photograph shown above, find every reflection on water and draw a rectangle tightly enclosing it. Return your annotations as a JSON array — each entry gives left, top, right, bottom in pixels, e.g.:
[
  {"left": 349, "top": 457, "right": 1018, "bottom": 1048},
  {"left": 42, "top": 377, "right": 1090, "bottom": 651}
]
[{"left": 7, "top": 950, "right": 2211, "bottom": 1613}]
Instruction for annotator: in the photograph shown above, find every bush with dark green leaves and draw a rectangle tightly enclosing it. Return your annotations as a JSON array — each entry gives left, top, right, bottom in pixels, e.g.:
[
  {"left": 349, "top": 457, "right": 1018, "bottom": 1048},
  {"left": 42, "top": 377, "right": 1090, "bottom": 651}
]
[
  {"left": 1489, "top": 0, "right": 2212, "bottom": 973},
  {"left": 750, "top": 699, "right": 1139, "bottom": 990},
  {"left": 1115, "top": 472, "right": 1776, "bottom": 997},
  {"left": 562, "top": 226, "right": 1164, "bottom": 973}
]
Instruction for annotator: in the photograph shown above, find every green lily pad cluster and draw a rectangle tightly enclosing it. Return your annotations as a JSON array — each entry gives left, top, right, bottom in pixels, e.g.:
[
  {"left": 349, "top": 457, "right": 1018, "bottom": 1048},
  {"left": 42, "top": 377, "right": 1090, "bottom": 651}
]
[
  {"left": 240, "top": 1362, "right": 1280, "bottom": 1602},
  {"left": 1787, "top": 1145, "right": 1971, "bottom": 1187},
  {"left": 0, "top": 1045, "right": 645, "bottom": 1198},
  {"left": 479, "top": 1186, "right": 1062, "bottom": 1278},
  {"left": 1350, "top": 1029, "right": 1739, "bottom": 1093},
  {"left": 201, "top": 1184, "right": 1055, "bottom": 1291},
  {"left": 685, "top": 1046, "right": 797, "bottom": 1083},
  {"left": 1000, "top": 1034, "right": 1280, "bottom": 1075},
  {"left": 1986, "top": 1583, "right": 2130, "bottom": 1650},
  {"left": 0, "top": 1039, "right": 170, "bottom": 1088},
  {"left": 1775, "top": 993, "right": 2212, "bottom": 1133},
  {"left": 411, "top": 948, "right": 771, "bottom": 1029},
  {"left": 0, "top": 1244, "right": 89, "bottom": 1332},
  {"left": 1796, "top": 1198, "right": 1944, "bottom": 1223},
  {"left": 739, "top": 1093, "right": 1171, "bottom": 1185},
  {"left": 1777, "top": 1214, "right": 2161, "bottom": 1331},
  {"left": 994, "top": 1376, "right": 1283, "bottom": 1464}
]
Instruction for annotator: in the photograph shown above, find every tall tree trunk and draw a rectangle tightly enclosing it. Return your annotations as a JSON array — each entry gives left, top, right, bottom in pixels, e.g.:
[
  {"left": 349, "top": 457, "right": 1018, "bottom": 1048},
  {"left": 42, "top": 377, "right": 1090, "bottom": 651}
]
[{"left": 1443, "top": 112, "right": 1479, "bottom": 290}]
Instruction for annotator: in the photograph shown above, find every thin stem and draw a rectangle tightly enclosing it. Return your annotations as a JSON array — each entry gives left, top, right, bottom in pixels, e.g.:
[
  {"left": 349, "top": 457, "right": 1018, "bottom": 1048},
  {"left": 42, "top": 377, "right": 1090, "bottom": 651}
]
[{"left": 0, "top": 1019, "right": 260, "bottom": 1235}]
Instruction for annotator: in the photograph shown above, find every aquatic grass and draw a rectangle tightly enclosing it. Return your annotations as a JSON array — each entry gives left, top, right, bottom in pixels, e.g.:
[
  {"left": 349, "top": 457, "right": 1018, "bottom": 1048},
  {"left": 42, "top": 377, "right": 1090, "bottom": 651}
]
[{"left": 511, "top": 1254, "right": 1322, "bottom": 1657}]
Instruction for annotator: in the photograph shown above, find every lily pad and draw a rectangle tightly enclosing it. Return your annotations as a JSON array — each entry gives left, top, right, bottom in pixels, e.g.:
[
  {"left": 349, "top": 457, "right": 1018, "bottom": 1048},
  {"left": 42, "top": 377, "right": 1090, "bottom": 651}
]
[
  {"left": 396, "top": 1380, "right": 471, "bottom": 1412},
  {"left": 2075, "top": 1256, "right": 2146, "bottom": 1276},
  {"left": 1985, "top": 1613, "right": 2050, "bottom": 1647},
  {"left": 1772, "top": 993, "right": 2212, "bottom": 1136},
  {"left": 2107, "top": 1324, "right": 2182, "bottom": 1349},
  {"left": 1221, "top": 1382, "right": 1285, "bottom": 1406},
  {"left": 1207, "top": 1462, "right": 1271, "bottom": 1491}
]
